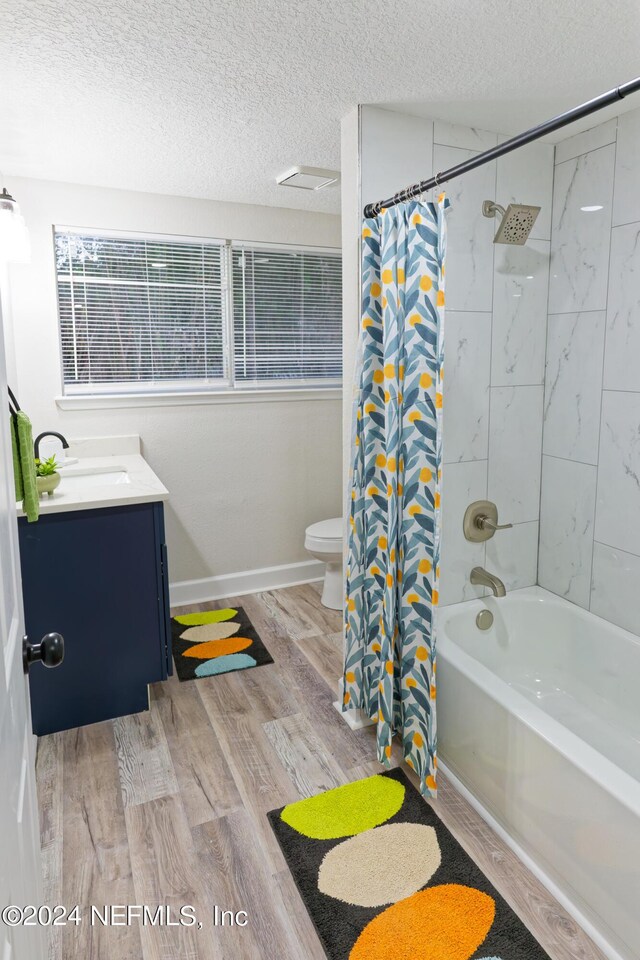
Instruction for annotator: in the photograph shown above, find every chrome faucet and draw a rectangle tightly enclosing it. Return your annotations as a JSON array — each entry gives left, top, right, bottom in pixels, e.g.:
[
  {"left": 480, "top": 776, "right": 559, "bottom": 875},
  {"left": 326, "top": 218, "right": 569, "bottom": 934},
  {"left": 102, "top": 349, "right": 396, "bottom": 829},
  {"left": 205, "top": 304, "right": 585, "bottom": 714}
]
[
  {"left": 34, "top": 431, "right": 69, "bottom": 460},
  {"left": 470, "top": 566, "right": 506, "bottom": 598}
]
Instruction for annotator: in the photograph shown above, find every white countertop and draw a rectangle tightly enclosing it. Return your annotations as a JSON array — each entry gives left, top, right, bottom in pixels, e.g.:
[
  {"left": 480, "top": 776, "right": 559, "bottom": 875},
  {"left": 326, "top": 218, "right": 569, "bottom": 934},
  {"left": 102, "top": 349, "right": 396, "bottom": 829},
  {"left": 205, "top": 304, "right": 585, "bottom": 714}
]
[{"left": 17, "top": 436, "right": 168, "bottom": 517}]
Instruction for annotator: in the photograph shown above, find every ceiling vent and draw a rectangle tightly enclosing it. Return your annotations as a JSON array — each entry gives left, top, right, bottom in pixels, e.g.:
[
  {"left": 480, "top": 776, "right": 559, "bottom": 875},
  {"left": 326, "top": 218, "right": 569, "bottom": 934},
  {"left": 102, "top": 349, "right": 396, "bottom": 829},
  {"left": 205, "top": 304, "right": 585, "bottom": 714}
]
[{"left": 276, "top": 166, "right": 339, "bottom": 190}]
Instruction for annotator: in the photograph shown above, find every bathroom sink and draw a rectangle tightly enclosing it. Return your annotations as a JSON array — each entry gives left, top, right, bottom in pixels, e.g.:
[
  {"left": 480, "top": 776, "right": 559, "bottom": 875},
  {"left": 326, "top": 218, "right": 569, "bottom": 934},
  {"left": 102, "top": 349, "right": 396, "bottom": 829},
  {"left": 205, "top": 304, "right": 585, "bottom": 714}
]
[{"left": 59, "top": 466, "right": 130, "bottom": 490}]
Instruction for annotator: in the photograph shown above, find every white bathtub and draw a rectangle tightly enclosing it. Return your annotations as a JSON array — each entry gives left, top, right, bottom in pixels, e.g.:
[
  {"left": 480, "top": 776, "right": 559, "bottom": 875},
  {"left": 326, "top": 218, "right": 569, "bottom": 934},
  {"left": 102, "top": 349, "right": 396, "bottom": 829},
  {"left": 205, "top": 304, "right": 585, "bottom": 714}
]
[{"left": 437, "top": 586, "right": 640, "bottom": 960}]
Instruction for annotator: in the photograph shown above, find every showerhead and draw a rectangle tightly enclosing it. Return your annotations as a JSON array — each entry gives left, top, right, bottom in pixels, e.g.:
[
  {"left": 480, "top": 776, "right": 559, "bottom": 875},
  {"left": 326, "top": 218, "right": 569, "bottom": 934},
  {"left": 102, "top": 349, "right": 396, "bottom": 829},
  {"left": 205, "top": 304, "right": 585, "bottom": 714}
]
[{"left": 482, "top": 200, "right": 541, "bottom": 245}]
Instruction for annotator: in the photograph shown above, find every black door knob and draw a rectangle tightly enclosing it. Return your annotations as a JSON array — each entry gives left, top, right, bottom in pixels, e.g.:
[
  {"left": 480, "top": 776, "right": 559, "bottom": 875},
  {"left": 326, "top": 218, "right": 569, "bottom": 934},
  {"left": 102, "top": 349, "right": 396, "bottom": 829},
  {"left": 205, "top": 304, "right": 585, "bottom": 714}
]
[{"left": 23, "top": 633, "right": 65, "bottom": 674}]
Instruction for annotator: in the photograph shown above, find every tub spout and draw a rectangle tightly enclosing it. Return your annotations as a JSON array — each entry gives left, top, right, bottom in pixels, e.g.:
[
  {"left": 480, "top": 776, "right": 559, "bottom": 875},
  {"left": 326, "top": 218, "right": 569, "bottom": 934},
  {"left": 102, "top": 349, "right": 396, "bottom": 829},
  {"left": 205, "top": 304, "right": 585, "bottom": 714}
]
[{"left": 470, "top": 566, "right": 506, "bottom": 598}]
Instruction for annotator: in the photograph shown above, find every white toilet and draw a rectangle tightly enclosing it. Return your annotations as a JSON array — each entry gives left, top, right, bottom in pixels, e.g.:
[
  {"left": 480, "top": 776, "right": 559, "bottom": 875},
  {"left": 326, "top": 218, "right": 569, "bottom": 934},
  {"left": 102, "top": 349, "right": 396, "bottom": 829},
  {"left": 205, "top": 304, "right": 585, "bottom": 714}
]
[{"left": 305, "top": 517, "right": 343, "bottom": 610}]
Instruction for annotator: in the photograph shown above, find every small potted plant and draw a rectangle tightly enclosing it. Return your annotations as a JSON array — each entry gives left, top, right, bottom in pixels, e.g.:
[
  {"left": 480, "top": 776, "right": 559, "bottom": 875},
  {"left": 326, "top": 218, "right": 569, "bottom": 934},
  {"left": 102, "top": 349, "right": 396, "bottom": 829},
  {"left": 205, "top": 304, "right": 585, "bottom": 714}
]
[{"left": 35, "top": 456, "right": 61, "bottom": 498}]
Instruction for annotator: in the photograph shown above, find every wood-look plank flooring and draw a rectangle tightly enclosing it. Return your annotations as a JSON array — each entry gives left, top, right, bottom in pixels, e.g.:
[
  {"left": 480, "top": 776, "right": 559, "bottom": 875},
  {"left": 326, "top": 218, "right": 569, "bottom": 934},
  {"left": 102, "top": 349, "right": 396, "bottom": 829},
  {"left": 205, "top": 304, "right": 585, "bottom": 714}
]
[{"left": 36, "top": 582, "right": 607, "bottom": 960}]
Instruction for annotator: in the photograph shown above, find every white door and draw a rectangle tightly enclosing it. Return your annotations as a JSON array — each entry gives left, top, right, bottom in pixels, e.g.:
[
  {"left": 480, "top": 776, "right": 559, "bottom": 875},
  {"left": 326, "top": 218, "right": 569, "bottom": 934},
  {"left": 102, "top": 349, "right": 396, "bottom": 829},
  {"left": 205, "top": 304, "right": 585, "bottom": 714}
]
[{"left": 0, "top": 296, "right": 47, "bottom": 959}]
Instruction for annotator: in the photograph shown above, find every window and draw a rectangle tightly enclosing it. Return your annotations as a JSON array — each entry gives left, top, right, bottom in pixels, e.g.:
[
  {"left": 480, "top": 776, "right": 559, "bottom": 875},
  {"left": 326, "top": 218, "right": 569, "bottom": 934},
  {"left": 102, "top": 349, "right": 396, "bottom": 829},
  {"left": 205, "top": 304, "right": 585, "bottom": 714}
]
[
  {"left": 232, "top": 244, "right": 342, "bottom": 385},
  {"left": 55, "top": 231, "right": 226, "bottom": 393},
  {"left": 54, "top": 228, "right": 342, "bottom": 396}
]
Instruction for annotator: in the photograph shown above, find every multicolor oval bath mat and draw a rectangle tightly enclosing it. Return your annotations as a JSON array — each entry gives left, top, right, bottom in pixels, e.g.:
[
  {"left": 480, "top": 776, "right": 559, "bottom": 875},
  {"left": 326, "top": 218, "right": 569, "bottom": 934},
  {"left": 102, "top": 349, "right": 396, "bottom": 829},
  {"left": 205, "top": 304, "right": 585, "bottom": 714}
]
[
  {"left": 171, "top": 606, "right": 273, "bottom": 681},
  {"left": 268, "top": 768, "right": 552, "bottom": 960}
]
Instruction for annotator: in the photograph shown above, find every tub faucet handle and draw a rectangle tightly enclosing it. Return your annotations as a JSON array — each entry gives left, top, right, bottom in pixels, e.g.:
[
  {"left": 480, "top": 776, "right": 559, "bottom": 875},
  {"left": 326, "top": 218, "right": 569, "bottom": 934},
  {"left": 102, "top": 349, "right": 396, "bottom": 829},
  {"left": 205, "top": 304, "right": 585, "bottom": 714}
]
[
  {"left": 477, "top": 515, "right": 513, "bottom": 532},
  {"left": 463, "top": 500, "right": 512, "bottom": 542}
]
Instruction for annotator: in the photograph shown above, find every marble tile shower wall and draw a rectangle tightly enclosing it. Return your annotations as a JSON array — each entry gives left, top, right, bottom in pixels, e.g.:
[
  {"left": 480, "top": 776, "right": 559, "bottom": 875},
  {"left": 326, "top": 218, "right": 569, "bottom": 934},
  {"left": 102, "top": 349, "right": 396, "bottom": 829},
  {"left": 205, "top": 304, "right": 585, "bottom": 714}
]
[
  {"left": 538, "top": 110, "right": 640, "bottom": 636},
  {"left": 439, "top": 122, "right": 554, "bottom": 605}
]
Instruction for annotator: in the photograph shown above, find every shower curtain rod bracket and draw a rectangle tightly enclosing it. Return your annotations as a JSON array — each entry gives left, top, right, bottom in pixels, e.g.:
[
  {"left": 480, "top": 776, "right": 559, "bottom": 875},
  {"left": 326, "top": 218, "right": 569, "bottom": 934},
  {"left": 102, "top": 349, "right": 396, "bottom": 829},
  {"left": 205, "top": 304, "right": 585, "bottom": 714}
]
[{"left": 363, "top": 76, "right": 640, "bottom": 218}]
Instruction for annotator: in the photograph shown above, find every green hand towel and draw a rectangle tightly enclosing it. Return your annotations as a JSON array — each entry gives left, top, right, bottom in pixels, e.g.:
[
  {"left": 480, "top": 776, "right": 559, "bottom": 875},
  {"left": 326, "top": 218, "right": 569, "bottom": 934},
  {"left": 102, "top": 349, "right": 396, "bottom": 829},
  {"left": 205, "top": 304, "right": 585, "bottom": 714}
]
[
  {"left": 10, "top": 414, "right": 23, "bottom": 502},
  {"left": 15, "top": 410, "right": 39, "bottom": 523}
]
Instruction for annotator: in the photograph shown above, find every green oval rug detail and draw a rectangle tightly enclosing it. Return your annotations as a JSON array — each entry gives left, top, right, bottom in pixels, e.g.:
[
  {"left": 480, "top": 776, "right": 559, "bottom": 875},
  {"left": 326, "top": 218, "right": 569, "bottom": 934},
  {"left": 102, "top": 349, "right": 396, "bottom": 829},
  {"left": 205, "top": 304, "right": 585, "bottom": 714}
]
[{"left": 281, "top": 774, "right": 405, "bottom": 839}]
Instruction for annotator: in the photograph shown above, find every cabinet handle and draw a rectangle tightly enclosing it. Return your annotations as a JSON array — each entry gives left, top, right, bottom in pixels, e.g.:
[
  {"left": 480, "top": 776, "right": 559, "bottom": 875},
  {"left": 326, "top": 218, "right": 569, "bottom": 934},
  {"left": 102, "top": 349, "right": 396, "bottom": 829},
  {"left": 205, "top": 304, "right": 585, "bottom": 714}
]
[{"left": 23, "top": 633, "right": 65, "bottom": 674}]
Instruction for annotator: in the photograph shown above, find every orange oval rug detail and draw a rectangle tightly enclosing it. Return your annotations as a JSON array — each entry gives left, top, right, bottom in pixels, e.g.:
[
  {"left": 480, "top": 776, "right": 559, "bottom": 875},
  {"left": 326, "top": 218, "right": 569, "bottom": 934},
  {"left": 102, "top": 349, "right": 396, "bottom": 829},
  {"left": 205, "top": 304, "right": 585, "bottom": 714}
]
[
  {"left": 349, "top": 884, "right": 495, "bottom": 960},
  {"left": 183, "top": 637, "right": 253, "bottom": 659}
]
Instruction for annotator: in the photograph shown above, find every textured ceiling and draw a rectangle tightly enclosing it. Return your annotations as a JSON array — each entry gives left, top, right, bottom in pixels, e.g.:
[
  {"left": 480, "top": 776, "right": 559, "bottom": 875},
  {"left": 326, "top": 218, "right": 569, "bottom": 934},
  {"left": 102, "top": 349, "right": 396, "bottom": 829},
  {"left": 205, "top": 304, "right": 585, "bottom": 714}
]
[{"left": 1, "top": 0, "right": 640, "bottom": 214}]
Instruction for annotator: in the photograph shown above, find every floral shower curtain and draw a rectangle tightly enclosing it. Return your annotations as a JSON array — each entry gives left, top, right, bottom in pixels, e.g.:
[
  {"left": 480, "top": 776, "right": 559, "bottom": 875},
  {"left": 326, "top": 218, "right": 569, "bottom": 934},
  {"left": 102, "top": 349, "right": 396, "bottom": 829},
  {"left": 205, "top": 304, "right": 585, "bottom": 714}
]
[{"left": 343, "top": 195, "right": 448, "bottom": 798}]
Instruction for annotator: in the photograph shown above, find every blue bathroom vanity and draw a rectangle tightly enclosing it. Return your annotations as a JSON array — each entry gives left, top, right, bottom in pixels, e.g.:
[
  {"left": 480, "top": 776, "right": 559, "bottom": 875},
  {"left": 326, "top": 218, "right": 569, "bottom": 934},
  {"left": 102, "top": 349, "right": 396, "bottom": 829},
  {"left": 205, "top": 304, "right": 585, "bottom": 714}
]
[{"left": 17, "top": 443, "right": 172, "bottom": 736}]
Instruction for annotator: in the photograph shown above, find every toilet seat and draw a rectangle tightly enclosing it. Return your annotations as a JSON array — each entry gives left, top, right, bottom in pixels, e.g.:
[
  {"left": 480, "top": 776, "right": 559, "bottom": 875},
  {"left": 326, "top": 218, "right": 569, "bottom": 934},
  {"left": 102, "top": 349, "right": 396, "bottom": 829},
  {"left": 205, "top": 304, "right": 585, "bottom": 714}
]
[{"left": 305, "top": 517, "right": 342, "bottom": 554}]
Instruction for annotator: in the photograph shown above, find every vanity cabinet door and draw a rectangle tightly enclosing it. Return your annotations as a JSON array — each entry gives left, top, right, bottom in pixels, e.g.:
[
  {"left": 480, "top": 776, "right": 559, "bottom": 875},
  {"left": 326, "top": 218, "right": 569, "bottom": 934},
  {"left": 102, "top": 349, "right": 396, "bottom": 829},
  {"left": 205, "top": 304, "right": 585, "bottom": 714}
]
[{"left": 18, "top": 501, "right": 171, "bottom": 735}]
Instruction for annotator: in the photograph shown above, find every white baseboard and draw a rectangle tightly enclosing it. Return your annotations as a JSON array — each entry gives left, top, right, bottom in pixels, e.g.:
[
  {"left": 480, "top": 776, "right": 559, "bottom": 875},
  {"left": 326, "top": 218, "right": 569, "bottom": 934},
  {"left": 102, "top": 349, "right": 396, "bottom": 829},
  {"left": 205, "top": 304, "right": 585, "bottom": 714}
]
[
  {"left": 169, "top": 559, "right": 325, "bottom": 607},
  {"left": 439, "top": 761, "right": 626, "bottom": 960}
]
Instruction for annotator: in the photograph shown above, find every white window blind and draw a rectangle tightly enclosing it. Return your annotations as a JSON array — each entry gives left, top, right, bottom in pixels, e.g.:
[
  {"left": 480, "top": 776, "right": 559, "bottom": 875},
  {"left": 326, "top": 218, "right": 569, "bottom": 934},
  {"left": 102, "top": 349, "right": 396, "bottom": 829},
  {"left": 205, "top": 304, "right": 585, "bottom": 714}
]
[
  {"left": 55, "top": 229, "right": 342, "bottom": 396},
  {"left": 55, "top": 230, "right": 227, "bottom": 393},
  {"left": 232, "top": 244, "right": 342, "bottom": 385}
]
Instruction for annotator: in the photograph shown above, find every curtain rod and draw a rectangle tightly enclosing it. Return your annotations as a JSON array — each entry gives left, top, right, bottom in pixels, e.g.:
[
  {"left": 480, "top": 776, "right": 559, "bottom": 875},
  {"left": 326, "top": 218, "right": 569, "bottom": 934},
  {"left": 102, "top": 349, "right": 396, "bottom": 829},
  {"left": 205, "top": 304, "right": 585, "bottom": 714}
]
[{"left": 363, "top": 76, "right": 640, "bottom": 218}]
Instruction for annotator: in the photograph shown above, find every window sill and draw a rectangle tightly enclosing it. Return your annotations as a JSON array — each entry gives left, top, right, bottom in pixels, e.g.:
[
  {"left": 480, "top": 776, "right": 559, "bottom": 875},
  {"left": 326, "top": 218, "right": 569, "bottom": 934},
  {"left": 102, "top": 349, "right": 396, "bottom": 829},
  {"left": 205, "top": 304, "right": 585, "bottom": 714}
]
[{"left": 55, "top": 387, "right": 343, "bottom": 410}]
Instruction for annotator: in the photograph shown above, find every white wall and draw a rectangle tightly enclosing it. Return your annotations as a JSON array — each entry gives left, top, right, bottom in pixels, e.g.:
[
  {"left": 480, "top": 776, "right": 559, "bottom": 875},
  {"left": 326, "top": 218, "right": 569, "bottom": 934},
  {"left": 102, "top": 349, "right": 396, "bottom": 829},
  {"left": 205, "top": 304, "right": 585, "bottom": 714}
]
[
  {"left": 343, "top": 107, "right": 554, "bottom": 606},
  {"left": 539, "top": 111, "right": 640, "bottom": 637},
  {"left": 5, "top": 177, "right": 342, "bottom": 588},
  {"left": 0, "top": 264, "right": 17, "bottom": 391},
  {"left": 341, "top": 107, "right": 360, "bottom": 502}
]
